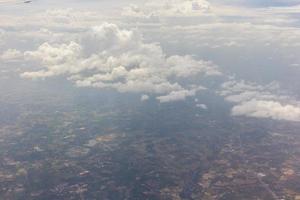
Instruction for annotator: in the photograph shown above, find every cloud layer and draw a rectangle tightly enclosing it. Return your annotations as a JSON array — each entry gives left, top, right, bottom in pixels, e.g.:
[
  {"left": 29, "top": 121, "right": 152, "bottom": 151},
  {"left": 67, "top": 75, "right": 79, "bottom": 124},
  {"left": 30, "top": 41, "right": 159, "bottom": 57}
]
[
  {"left": 1, "top": 1, "right": 300, "bottom": 120},
  {"left": 20, "top": 23, "right": 221, "bottom": 102}
]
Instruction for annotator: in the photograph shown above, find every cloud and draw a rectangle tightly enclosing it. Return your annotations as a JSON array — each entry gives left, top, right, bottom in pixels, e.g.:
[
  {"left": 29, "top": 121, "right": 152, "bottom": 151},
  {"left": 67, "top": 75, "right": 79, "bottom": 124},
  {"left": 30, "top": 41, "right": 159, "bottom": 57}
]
[
  {"left": 122, "top": 4, "right": 156, "bottom": 19},
  {"left": 21, "top": 23, "right": 221, "bottom": 102},
  {"left": 219, "top": 80, "right": 279, "bottom": 102},
  {"left": 1, "top": 49, "right": 23, "bottom": 61},
  {"left": 196, "top": 103, "right": 208, "bottom": 109},
  {"left": 232, "top": 100, "right": 300, "bottom": 121},
  {"left": 0, "top": 29, "right": 5, "bottom": 45},
  {"left": 153, "top": 0, "right": 212, "bottom": 16},
  {"left": 121, "top": 0, "right": 300, "bottom": 28},
  {"left": 219, "top": 79, "right": 300, "bottom": 121},
  {"left": 0, "top": 8, "right": 106, "bottom": 32},
  {"left": 2, "top": 2, "right": 300, "bottom": 107},
  {"left": 157, "top": 87, "right": 204, "bottom": 103},
  {"left": 122, "top": 0, "right": 212, "bottom": 18},
  {"left": 141, "top": 94, "right": 150, "bottom": 101}
]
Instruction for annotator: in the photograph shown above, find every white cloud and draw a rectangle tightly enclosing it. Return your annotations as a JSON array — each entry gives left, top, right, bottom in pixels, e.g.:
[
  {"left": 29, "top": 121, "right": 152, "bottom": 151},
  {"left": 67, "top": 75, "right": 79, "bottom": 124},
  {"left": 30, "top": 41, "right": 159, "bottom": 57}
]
[
  {"left": 196, "top": 103, "right": 208, "bottom": 109},
  {"left": 155, "top": 0, "right": 212, "bottom": 16},
  {"left": 25, "top": 42, "right": 81, "bottom": 66},
  {"left": 2, "top": 2, "right": 300, "bottom": 108},
  {"left": 21, "top": 23, "right": 221, "bottom": 102},
  {"left": 122, "top": 4, "right": 155, "bottom": 19},
  {"left": 232, "top": 100, "right": 300, "bottom": 121},
  {"left": 122, "top": 0, "right": 212, "bottom": 18},
  {"left": 121, "top": 0, "right": 300, "bottom": 29},
  {"left": 1, "top": 49, "right": 23, "bottom": 61},
  {"left": 157, "top": 87, "right": 205, "bottom": 103},
  {"left": 219, "top": 79, "right": 300, "bottom": 121},
  {"left": 141, "top": 94, "right": 150, "bottom": 101},
  {"left": 166, "top": 55, "right": 221, "bottom": 77},
  {"left": 120, "top": 0, "right": 300, "bottom": 71}
]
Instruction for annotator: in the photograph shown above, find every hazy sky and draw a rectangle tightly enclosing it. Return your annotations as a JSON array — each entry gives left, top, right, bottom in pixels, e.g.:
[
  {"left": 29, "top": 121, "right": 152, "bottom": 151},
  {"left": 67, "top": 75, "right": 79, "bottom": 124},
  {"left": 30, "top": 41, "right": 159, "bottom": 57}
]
[{"left": 1, "top": 0, "right": 300, "bottom": 121}]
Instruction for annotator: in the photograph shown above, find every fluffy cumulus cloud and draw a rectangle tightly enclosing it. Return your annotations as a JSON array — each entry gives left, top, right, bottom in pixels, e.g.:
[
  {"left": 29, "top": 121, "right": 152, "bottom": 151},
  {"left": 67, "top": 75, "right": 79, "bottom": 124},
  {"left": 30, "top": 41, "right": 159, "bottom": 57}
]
[
  {"left": 21, "top": 23, "right": 221, "bottom": 102},
  {"left": 219, "top": 79, "right": 300, "bottom": 121},
  {"left": 232, "top": 100, "right": 300, "bottom": 121}
]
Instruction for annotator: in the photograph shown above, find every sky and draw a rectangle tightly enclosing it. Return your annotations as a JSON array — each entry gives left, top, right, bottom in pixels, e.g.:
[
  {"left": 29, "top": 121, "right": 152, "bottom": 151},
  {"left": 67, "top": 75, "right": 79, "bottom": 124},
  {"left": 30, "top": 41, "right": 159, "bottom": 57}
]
[{"left": 1, "top": 0, "right": 300, "bottom": 122}]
